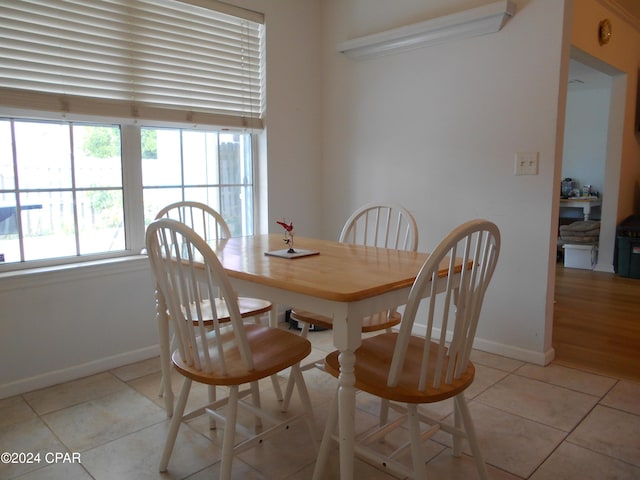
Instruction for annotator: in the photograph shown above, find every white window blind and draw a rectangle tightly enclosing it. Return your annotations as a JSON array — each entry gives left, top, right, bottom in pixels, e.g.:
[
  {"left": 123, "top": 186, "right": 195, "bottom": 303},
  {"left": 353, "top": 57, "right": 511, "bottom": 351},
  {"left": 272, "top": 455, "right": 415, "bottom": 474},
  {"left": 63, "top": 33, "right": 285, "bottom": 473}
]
[{"left": 0, "top": 0, "right": 264, "bottom": 129}]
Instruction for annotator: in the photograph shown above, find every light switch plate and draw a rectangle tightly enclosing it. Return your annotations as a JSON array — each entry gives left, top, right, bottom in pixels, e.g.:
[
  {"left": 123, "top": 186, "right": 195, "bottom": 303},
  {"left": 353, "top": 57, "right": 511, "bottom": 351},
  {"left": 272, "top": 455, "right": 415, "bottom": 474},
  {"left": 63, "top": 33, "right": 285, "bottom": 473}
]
[{"left": 514, "top": 152, "right": 539, "bottom": 175}]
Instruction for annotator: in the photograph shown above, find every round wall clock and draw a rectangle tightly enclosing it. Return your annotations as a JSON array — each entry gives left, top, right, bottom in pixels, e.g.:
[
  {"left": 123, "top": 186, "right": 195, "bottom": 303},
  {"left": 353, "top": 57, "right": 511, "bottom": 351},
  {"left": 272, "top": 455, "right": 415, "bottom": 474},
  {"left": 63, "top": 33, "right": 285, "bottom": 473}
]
[{"left": 598, "top": 18, "right": 612, "bottom": 45}]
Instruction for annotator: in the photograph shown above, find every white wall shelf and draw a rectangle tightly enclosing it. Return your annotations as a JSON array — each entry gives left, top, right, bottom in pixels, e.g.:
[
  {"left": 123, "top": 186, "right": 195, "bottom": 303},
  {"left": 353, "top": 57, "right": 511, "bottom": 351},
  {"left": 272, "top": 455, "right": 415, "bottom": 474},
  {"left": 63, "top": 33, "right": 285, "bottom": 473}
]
[{"left": 337, "top": 0, "right": 516, "bottom": 60}]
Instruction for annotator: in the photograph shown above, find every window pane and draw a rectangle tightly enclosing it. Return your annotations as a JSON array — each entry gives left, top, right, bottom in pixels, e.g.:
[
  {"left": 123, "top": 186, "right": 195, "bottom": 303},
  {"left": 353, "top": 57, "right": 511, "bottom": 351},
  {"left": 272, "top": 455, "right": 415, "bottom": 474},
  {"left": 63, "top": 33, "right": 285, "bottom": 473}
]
[
  {"left": 219, "top": 133, "right": 252, "bottom": 185},
  {"left": 182, "top": 187, "right": 220, "bottom": 212},
  {"left": 0, "top": 120, "right": 14, "bottom": 190},
  {"left": 142, "top": 128, "right": 181, "bottom": 187},
  {"left": 77, "top": 190, "right": 125, "bottom": 254},
  {"left": 20, "top": 191, "right": 77, "bottom": 261},
  {"left": 221, "top": 186, "right": 253, "bottom": 237},
  {"left": 73, "top": 125, "right": 123, "bottom": 188},
  {"left": 15, "top": 121, "right": 72, "bottom": 189},
  {"left": 143, "top": 188, "right": 184, "bottom": 226},
  {"left": 142, "top": 128, "right": 254, "bottom": 238},
  {"left": 0, "top": 118, "right": 128, "bottom": 267},
  {"left": 0, "top": 193, "right": 19, "bottom": 263},
  {"left": 183, "top": 130, "right": 219, "bottom": 186}
]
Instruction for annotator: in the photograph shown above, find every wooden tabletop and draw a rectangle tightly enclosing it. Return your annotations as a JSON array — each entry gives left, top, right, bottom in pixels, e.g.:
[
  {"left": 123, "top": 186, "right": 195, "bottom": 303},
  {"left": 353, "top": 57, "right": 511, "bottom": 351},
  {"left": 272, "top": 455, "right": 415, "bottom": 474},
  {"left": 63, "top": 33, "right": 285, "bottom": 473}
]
[{"left": 209, "top": 235, "right": 430, "bottom": 303}]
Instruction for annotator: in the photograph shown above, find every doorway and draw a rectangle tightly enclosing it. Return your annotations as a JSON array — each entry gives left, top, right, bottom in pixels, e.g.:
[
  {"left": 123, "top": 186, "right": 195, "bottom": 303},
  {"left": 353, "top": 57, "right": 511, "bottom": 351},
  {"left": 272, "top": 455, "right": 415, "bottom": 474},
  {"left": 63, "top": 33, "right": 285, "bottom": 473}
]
[
  {"left": 552, "top": 50, "right": 629, "bottom": 373},
  {"left": 561, "top": 48, "right": 626, "bottom": 273}
]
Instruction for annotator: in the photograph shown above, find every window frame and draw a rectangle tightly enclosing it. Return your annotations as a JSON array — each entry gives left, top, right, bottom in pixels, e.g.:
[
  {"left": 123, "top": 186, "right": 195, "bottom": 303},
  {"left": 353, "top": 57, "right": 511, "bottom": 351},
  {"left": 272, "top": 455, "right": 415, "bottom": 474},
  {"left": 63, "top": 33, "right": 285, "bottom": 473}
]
[{"left": 0, "top": 111, "right": 262, "bottom": 272}]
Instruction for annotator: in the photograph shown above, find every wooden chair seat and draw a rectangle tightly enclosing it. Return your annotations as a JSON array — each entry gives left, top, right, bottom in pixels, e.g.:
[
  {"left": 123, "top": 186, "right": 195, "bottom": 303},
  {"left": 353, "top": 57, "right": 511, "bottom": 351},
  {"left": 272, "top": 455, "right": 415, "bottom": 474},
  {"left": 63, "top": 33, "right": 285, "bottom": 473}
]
[
  {"left": 174, "top": 324, "right": 311, "bottom": 386},
  {"left": 324, "top": 332, "right": 474, "bottom": 403},
  {"left": 291, "top": 308, "right": 401, "bottom": 333},
  {"left": 184, "top": 297, "right": 272, "bottom": 326}
]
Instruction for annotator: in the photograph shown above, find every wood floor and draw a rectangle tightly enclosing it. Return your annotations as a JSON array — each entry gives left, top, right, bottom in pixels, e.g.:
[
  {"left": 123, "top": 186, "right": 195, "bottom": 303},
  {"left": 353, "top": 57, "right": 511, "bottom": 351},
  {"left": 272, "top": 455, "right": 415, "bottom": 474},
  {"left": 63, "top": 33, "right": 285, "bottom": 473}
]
[{"left": 553, "top": 264, "right": 640, "bottom": 382}]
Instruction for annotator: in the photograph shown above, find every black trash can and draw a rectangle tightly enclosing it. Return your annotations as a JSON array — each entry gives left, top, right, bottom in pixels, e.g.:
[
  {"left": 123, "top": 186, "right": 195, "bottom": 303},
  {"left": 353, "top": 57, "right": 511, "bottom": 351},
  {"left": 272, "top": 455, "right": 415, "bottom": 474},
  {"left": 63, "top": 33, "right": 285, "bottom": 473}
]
[{"left": 615, "top": 215, "right": 640, "bottom": 278}]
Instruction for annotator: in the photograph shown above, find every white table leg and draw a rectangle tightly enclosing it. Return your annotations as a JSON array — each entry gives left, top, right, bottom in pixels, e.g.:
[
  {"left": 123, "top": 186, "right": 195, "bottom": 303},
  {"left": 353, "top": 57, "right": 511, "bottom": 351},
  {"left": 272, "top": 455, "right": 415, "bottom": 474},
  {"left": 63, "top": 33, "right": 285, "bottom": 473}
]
[
  {"left": 268, "top": 306, "right": 278, "bottom": 328},
  {"left": 155, "top": 288, "right": 174, "bottom": 417},
  {"left": 337, "top": 349, "right": 356, "bottom": 479},
  {"left": 333, "top": 310, "right": 362, "bottom": 480}
]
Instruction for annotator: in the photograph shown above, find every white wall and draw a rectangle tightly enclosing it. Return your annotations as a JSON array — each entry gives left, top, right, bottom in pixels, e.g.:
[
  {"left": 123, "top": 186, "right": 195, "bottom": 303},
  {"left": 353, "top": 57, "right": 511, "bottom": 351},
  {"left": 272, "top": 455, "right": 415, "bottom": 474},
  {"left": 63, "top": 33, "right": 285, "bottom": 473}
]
[
  {"left": 319, "top": 0, "right": 569, "bottom": 363},
  {"left": 0, "top": 259, "right": 158, "bottom": 398},
  {"left": 247, "top": 0, "right": 324, "bottom": 237},
  {"left": 562, "top": 87, "right": 610, "bottom": 199},
  {"left": 560, "top": 85, "right": 610, "bottom": 225}
]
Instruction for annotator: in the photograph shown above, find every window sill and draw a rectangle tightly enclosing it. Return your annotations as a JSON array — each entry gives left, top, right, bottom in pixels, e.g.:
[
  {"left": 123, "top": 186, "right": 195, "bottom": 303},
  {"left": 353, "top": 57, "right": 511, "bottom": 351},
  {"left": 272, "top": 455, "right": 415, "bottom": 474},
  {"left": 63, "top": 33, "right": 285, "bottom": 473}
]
[{"left": 0, "top": 255, "right": 150, "bottom": 292}]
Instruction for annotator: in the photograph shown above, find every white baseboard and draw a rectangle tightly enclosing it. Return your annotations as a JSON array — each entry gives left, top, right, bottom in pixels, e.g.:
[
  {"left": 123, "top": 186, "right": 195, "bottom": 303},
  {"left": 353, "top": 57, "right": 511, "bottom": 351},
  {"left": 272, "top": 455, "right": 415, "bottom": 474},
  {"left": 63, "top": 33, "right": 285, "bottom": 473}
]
[
  {"left": 472, "top": 337, "right": 555, "bottom": 366},
  {"left": 0, "top": 345, "right": 159, "bottom": 400},
  {"left": 594, "top": 263, "right": 615, "bottom": 273},
  {"left": 414, "top": 325, "right": 554, "bottom": 366}
]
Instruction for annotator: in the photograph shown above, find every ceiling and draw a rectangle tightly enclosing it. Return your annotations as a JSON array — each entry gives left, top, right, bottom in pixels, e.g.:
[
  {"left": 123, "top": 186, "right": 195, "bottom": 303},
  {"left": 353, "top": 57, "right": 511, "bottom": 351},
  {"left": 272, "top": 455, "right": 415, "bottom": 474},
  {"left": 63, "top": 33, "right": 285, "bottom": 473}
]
[
  {"left": 568, "top": 59, "right": 613, "bottom": 90},
  {"left": 616, "top": 0, "right": 640, "bottom": 21}
]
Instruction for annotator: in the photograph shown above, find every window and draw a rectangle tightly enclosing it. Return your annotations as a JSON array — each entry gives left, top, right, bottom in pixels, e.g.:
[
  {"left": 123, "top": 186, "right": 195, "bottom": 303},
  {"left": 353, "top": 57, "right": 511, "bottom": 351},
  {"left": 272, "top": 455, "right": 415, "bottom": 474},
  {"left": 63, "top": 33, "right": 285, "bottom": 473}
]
[
  {"left": 0, "top": 119, "right": 256, "bottom": 269},
  {"left": 0, "top": 119, "right": 124, "bottom": 263},
  {"left": 0, "top": 0, "right": 264, "bottom": 270},
  {"left": 142, "top": 128, "right": 254, "bottom": 237}
]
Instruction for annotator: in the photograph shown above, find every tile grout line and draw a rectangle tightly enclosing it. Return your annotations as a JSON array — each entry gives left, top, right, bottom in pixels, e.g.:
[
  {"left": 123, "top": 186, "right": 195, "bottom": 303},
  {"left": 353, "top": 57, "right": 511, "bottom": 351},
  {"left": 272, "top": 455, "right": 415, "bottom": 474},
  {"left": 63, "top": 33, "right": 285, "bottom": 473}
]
[{"left": 526, "top": 377, "right": 623, "bottom": 479}]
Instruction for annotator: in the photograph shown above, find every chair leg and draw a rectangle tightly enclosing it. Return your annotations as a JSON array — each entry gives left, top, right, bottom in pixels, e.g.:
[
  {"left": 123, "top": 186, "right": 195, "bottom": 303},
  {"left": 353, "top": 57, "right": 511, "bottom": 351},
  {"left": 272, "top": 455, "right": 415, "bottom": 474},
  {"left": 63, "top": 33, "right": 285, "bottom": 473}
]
[
  {"left": 312, "top": 388, "right": 339, "bottom": 480},
  {"left": 407, "top": 404, "right": 427, "bottom": 479},
  {"left": 270, "top": 374, "right": 283, "bottom": 402},
  {"left": 453, "top": 397, "right": 462, "bottom": 457},
  {"left": 158, "top": 332, "right": 177, "bottom": 399},
  {"left": 281, "top": 321, "right": 311, "bottom": 412},
  {"left": 208, "top": 385, "right": 217, "bottom": 430},
  {"left": 377, "top": 327, "right": 395, "bottom": 426},
  {"left": 158, "top": 370, "right": 165, "bottom": 398},
  {"left": 219, "top": 385, "right": 240, "bottom": 480},
  {"left": 250, "top": 381, "right": 263, "bottom": 430},
  {"left": 156, "top": 295, "right": 174, "bottom": 417},
  {"left": 290, "top": 363, "right": 318, "bottom": 447},
  {"left": 252, "top": 313, "right": 284, "bottom": 402},
  {"left": 281, "top": 368, "right": 296, "bottom": 412},
  {"left": 159, "top": 377, "right": 191, "bottom": 472},
  {"left": 454, "top": 394, "right": 489, "bottom": 480},
  {"left": 379, "top": 399, "right": 390, "bottom": 426}
]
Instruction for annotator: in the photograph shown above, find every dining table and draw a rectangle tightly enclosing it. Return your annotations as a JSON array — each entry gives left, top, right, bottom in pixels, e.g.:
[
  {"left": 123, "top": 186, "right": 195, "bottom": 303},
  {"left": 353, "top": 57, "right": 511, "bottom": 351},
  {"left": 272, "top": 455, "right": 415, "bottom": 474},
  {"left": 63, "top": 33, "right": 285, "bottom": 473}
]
[
  {"left": 560, "top": 196, "right": 601, "bottom": 220},
  {"left": 155, "top": 234, "right": 443, "bottom": 480}
]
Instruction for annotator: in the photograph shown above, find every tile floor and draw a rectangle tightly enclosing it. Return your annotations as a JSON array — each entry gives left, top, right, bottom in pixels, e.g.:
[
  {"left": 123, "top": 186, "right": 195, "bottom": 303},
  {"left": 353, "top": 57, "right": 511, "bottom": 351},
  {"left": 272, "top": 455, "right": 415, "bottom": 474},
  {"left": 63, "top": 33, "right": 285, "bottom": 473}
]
[{"left": 2, "top": 327, "right": 640, "bottom": 480}]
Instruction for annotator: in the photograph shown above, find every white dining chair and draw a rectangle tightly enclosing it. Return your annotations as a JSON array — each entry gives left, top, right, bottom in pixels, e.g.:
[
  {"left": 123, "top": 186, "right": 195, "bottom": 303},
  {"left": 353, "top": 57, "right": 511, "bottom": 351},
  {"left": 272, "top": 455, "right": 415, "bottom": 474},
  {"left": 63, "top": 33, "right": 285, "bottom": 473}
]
[
  {"left": 282, "top": 202, "right": 419, "bottom": 411},
  {"left": 154, "top": 201, "right": 280, "bottom": 416},
  {"left": 146, "top": 218, "right": 317, "bottom": 480},
  {"left": 155, "top": 201, "right": 273, "bottom": 330},
  {"left": 312, "top": 219, "right": 501, "bottom": 480}
]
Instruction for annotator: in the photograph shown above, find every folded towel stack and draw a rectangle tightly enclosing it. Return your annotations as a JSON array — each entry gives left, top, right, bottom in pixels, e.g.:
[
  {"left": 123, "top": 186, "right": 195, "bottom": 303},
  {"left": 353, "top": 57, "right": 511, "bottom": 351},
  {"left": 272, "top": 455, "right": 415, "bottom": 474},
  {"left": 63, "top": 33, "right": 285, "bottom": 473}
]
[{"left": 559, "top": 220, "right": 600, "bottom": 244}]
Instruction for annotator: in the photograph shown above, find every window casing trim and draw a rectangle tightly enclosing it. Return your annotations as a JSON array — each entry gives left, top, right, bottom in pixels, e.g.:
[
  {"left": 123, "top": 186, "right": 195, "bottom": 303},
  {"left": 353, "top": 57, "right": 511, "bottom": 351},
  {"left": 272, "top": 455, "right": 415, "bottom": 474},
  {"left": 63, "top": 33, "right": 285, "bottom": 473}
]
[{"left": 0, "top": 88, "right": 264, "bottom": 130}]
